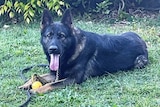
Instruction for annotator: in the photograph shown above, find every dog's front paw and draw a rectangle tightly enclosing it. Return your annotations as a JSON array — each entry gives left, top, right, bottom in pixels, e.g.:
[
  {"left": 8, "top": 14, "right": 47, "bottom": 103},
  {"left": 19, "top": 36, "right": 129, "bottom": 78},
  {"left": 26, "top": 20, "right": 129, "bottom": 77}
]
[{"left": 30, "top": 83, "right": 53, "bottom": 94}]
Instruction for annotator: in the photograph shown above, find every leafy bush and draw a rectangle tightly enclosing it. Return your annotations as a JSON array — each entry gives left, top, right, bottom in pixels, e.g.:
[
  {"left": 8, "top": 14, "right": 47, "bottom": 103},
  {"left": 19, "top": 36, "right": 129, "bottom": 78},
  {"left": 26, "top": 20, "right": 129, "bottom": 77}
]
[
  {"left": 0, "top": 0, "right": 68, "bottom": 23},
  {"left": 94, "top": 0, "right": 112, "bottom": 15}
]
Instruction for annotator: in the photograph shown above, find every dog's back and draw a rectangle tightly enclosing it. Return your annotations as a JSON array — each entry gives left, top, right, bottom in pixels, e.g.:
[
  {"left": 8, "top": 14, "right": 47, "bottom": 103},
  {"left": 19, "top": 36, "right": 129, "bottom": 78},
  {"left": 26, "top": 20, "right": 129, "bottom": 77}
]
[{"left": 71, "top": 30, "right": 148, "bottom": 80}]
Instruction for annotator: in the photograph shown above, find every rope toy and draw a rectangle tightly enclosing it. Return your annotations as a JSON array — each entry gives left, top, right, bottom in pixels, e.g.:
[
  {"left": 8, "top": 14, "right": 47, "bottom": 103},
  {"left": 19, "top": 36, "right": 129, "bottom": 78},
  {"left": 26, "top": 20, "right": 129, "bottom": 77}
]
[
  {"left": 19, "top": 64, "right": 59, "bottom": 107},
  {"left": 30, "top": 71, "right": 59, "bottom": 89}
]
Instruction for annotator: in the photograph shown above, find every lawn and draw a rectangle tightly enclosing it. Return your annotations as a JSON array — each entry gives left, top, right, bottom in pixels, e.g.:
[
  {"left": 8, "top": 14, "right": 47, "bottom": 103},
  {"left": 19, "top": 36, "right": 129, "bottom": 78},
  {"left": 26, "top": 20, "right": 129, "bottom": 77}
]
[{"left": 0, "top": 17, "right": 160, "bottom": 107}]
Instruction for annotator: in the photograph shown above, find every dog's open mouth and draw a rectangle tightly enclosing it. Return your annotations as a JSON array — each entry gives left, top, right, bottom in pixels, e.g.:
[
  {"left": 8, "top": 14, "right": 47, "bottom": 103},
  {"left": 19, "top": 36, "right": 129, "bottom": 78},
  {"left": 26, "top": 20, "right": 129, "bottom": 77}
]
[{"left": 49, "top": 54, "right": 60, "bottom": 71}]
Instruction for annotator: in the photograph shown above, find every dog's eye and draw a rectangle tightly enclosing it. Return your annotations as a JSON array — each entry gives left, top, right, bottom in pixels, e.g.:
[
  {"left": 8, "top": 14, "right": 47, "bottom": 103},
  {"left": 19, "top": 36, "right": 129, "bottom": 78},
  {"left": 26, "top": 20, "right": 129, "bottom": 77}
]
[
  {"left": 46, "top": 32, "right": 52, "bottom": 37},
  {"left": 58, "top": 32, "right": 66, "bottom": 39}
]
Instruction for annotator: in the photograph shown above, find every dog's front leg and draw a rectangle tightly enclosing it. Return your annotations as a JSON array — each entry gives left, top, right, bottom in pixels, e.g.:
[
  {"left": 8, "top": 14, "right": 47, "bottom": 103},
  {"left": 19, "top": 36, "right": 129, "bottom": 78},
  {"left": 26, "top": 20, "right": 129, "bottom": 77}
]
[
  {"left": 30, "top": 78, "right": 75, "bottom": 94},
  {"left": 19, "top": 73, "right": 56, "bottom": 89}
]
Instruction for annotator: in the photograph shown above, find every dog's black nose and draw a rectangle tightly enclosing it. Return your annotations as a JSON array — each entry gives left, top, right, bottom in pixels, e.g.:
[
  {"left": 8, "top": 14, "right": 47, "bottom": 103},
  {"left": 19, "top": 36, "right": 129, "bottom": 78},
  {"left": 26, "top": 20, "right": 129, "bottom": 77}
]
[{"left": 48, "top": 46, "right": 59, "bottom": 54}]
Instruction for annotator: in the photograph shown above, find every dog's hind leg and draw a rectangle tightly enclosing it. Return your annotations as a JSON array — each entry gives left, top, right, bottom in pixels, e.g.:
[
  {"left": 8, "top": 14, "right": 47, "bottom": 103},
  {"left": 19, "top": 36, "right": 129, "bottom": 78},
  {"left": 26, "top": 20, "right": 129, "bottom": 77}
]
[{"left": 134, "top": 55, "right": 148, "bottom": 69}]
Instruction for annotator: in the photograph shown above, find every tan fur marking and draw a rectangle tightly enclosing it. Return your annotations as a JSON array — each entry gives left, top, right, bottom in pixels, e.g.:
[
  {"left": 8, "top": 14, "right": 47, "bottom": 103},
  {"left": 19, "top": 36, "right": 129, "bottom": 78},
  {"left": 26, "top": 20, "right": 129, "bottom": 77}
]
[{"left": 68, "top": 28, "right": 86, "bottom": 63}]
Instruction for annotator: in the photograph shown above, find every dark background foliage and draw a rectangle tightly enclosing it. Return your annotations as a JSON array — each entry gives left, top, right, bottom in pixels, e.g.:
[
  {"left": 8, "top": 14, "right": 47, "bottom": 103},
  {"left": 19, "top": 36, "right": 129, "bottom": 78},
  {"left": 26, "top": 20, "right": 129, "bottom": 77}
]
[
  {"left": 66, "top": 0, "right": 160, "bottom": 13},
  {"left": 0, "top": 0, "right": 160, "bottom": 23}
]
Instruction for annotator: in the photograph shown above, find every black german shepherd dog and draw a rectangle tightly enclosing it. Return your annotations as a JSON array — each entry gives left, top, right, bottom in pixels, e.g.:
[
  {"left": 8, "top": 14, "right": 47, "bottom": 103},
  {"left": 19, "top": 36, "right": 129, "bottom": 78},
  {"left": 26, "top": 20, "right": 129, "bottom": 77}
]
[{"left": 20, "top": 9, "right": 148, "bottom": 93}]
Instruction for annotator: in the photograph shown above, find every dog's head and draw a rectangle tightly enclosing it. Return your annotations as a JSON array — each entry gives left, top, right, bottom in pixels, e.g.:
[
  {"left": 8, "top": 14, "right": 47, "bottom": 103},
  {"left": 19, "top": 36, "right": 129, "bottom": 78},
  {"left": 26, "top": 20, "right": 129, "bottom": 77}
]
[{"left": 40, "top": 9, "right": 80, "bottom": 71}]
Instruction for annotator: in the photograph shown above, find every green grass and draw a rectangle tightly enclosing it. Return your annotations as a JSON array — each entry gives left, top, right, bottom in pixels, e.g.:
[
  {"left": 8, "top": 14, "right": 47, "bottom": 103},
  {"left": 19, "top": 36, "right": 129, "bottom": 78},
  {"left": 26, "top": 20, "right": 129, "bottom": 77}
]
[{"left": 0, "top": 18, "right": 160, "bottom": 107}]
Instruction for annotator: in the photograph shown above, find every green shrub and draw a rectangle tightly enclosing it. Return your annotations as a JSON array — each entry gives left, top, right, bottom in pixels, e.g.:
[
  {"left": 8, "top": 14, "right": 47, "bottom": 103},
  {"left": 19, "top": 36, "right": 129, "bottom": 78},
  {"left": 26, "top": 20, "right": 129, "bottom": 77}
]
[
  {"left": 94, "top": 0, "right": 112, "bottom": 15},
  {"left": 0, "top": 0, "right": 68, "bottom": 23}
]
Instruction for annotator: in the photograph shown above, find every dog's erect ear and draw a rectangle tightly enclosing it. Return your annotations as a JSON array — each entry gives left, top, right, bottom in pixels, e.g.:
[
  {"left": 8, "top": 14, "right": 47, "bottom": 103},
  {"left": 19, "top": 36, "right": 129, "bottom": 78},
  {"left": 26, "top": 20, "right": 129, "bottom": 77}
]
[
  {"left": 61, "top": 9, "right": 73, "bottom": 29},
  {"left": 41, "top": 9, "right": 53, "bottom": 29}
]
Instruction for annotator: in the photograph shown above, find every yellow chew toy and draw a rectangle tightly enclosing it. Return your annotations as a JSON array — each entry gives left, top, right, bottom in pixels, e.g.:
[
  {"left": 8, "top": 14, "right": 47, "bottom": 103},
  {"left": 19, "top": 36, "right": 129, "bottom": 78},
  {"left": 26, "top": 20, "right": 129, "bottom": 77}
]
[{"left": 32, "top": 81, "right": 42, "bottom": 89}]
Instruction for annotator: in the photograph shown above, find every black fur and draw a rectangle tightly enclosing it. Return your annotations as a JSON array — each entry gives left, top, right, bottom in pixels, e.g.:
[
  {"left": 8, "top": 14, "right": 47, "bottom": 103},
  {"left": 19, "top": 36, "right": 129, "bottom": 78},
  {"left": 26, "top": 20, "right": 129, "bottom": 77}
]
[{"left": 40, "top": 9, "right": 148, "bottom": 86}]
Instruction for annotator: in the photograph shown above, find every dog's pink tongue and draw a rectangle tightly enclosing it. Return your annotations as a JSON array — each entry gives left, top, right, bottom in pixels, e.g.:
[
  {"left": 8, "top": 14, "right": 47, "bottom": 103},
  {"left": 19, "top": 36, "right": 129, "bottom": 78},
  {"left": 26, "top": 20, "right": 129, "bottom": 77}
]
[{"left": 50, "top": 54, "right": 60, "bottom": 71}]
